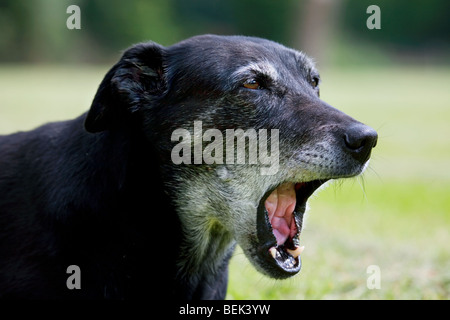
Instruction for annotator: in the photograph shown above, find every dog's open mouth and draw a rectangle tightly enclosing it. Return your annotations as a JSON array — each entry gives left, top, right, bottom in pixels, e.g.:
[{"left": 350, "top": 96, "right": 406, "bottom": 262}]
[{"left": 256, "top": 180, "right": 327, "bottom": 279}]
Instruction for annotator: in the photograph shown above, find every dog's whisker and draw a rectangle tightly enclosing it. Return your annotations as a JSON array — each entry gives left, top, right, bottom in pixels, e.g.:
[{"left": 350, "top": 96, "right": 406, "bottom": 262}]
[{"left": 357, "top": 174, "right": 368, "bottom": 203}]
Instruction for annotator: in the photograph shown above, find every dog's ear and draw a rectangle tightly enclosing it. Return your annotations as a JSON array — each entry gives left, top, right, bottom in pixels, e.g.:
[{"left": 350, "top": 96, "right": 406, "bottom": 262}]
[{"left": 85, "top": 42, "right": 166, "bottom": 133}]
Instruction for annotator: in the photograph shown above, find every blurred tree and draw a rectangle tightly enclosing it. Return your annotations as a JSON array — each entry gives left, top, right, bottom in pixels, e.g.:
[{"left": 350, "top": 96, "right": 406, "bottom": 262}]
[
  {"left": 0, "top": 0, "right": 448, "bottom": 63},
  {"left": 0, "top": 0, "right": 183, "bottom": 62},
  {"left": 292, "top": 0, "right": 343, "bottom": 65},
  {"left": 170, "top": 0, "right": 297, "bottom": 45},
  {"left": 0, "top": 0, "right": 38, "bottom": 61},
  {"left": 84, "top": 0, "right": 182, "bottom": 49},
  {"left": 342, "top": 0, "right": 450, "bottom": 49}
]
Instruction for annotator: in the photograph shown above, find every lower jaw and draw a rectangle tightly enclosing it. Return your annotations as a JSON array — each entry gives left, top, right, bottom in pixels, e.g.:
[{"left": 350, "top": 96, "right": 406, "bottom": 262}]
[{"left": 255, "top": 241, "right": 302, "bottom": 279}]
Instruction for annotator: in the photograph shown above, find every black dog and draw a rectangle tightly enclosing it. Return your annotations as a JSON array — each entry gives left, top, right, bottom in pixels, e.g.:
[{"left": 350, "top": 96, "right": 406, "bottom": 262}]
[{"left": 0, "top": 35, "right": 377, "bottom": 299}]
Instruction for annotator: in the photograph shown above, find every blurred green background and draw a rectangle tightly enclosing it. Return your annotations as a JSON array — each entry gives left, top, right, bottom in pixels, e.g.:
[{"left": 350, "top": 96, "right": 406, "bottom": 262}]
[{"left": 0, "top": 0, "right": 449, "bottom": 299}]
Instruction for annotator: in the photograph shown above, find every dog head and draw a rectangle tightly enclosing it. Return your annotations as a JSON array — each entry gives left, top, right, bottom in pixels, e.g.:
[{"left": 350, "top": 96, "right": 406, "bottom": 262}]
[{"left": 85, "top": 35, "right": 377, "bottom": 279}]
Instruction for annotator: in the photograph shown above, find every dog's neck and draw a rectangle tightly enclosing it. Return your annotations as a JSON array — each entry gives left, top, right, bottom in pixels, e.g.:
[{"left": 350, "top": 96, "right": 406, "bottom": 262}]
[
  {"left": 76, "top": 119, "right": 236, "bottom": 299},
  {"left": 177, "top": 217, "right": 235, "bottom": 271},
  {"left": 118, "top": 129, "right": 236, "bottom": 299},
  {"left": 156, "top": 164, "right": 236, "bottom": 299},
  {"left": 174, "top": 218, "right": 236, "bottom": 299}
]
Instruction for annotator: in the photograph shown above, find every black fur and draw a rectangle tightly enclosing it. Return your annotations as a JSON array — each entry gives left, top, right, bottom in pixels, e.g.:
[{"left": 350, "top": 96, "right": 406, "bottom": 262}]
[
  {"left": 0, "top": 41, "right": 204, "bottom": 299},
  {"left": 0, "top": 35, "right": 377, "bottom": 299}
]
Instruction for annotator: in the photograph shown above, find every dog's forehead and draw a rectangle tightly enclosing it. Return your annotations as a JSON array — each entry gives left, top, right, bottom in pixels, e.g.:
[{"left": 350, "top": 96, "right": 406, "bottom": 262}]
[{"left": 167, "top": 35, "right": 317, "bottom": 81}]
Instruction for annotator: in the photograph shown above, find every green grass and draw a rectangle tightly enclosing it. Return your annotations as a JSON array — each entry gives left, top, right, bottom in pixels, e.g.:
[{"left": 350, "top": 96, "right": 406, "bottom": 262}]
[{"left": 0, "top": 64, "right": 449, "bottom": 299}]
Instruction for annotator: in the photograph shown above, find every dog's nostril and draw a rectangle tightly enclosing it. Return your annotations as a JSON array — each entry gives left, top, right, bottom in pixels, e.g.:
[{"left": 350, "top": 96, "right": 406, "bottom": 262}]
[
  {"left": 344, "top": 124, "right": 378, "bottom": 162},
  {"left": 344, "top": 132, "right": 362, "bottom": 150}
]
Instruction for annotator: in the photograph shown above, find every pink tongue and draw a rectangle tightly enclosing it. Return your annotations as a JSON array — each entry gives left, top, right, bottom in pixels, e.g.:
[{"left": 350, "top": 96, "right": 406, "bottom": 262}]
[{"left": 265, "top": 183, "right": 297, "bottom": 246}]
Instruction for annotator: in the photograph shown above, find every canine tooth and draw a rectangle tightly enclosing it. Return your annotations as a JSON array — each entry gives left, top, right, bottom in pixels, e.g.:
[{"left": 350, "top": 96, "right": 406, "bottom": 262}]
[
  {"left": 269, "top": 247, "right": 277, "bottom": 259},
  {"left": 287, "top": 246, "right": 304, "bottom": 258}
]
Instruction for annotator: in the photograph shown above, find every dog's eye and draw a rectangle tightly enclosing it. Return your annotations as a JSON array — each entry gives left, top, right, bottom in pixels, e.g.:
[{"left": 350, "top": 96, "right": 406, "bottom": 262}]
[
  {"left": 243, "top": 79, "right": 261, "bottom": 90},
  {"left": 311, "top": 77, "right": 319, "bottom": 88}
]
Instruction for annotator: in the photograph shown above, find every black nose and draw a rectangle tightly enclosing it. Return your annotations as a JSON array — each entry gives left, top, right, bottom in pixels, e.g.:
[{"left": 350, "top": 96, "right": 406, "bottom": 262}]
[{"left": 344, "top": 124, "right": 378, "bottom": 163}]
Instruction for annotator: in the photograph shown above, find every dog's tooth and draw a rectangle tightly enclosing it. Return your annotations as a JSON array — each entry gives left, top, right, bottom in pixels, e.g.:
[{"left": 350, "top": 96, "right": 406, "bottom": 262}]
[
  {"left": 286, "top": 246, "right": 304, "bottom": 258},
  {"left": 269, "top": 247, "right": 277, "bottom": 259}
]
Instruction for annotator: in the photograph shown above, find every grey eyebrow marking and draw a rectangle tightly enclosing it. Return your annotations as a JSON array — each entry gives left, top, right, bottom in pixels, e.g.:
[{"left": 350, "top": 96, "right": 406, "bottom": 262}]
[{"left": 232, "top": 60, "right": 279, "bottom": 81}]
